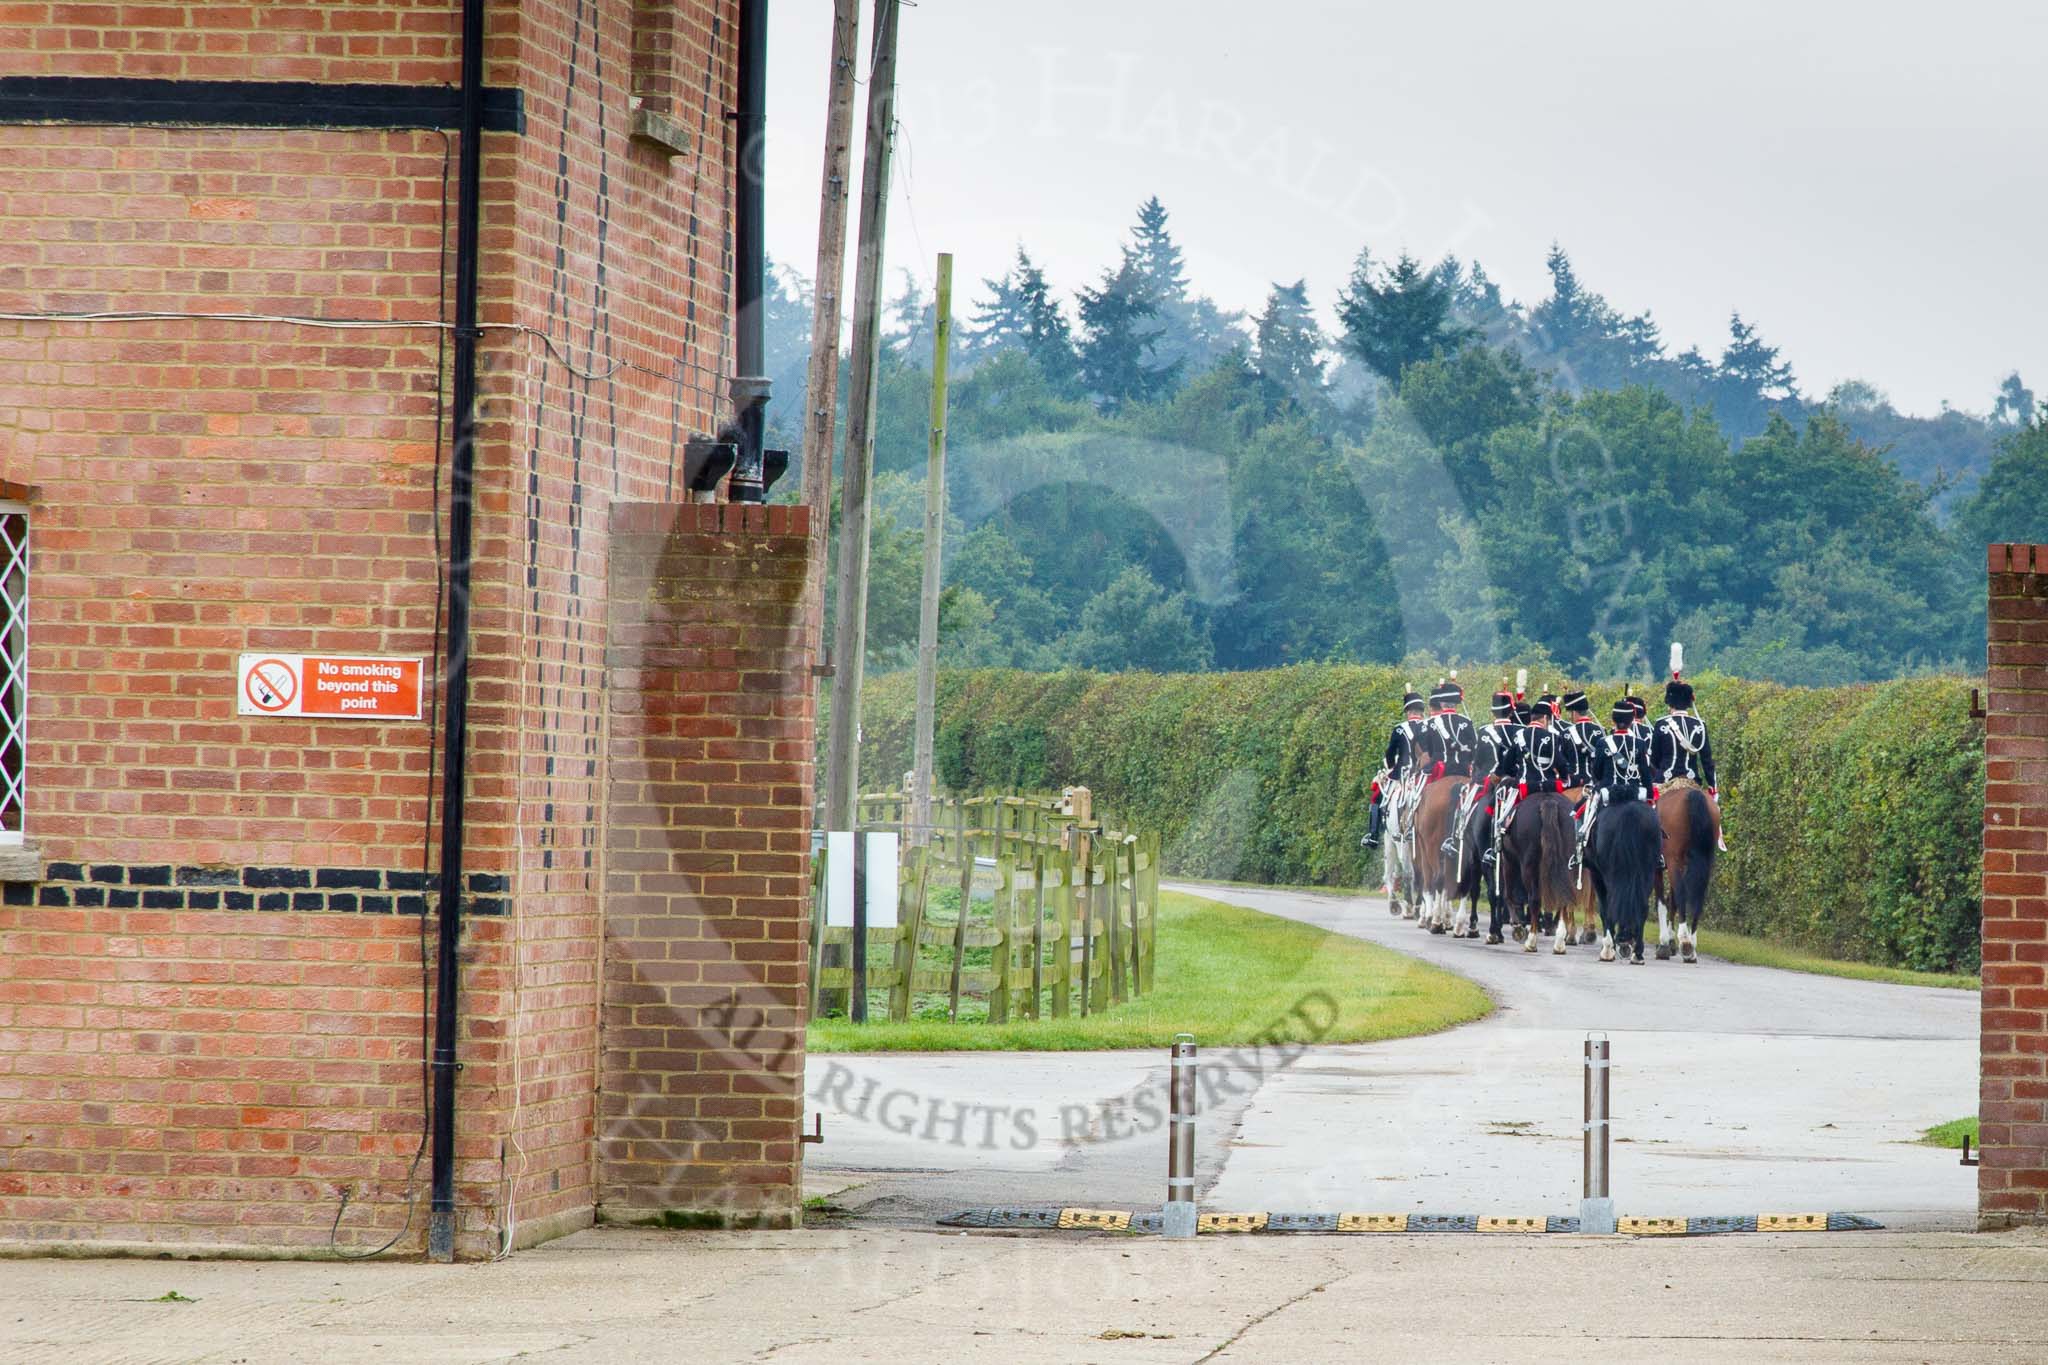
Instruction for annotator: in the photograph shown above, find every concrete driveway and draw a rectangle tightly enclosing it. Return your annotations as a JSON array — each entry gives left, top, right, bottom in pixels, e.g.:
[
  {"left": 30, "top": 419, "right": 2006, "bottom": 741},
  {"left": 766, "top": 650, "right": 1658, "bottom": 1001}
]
[{"left": 804, "top": 884, "right": 1978, "bottom": 1229}]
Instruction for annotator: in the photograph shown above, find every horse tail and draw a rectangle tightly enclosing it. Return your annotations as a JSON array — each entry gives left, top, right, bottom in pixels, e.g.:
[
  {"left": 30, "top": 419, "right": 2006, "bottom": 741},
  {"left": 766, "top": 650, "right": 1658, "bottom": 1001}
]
[
  {"left": 1537, "top": 796, "right": 1575, "bottom": 914},
  {"left": 1599, "top": 800, "right": 1661, "bottom": 941},
  {"left": 1675, "top": 787, "right": 1717, "bottom": 920}
]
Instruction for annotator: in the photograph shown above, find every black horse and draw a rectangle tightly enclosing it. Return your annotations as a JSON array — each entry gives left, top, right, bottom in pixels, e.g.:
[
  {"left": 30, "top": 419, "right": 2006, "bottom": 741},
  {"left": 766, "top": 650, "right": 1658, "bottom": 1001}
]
[
  {"left": 1450, "top": 798, "right": 1503, "bottom": 942},
  {"left": 1589, "top": 798, "right": 1661, "bottom": 964}
]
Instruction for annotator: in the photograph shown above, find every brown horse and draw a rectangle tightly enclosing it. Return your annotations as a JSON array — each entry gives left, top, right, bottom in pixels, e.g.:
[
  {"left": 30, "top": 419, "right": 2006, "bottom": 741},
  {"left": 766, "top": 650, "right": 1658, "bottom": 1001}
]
[
  {"left": 1654, "top": 781, "right": 1719, "bottom": 962},
  {"left": 1504, "top": 790, "right": 1580, "bottom": 954},
  {"left": 1413, "top": 776, "right": 1471, "bottom": 936}
]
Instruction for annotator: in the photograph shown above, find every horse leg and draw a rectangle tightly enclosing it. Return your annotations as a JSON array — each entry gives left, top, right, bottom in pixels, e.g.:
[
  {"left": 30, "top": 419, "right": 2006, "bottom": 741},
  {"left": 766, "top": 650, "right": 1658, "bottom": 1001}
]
[
  {"left": 1552, "top": 904, "right": 1570, "bottom": 955},
  {"left": 1680, "top": 914, "right": 1698, "bottom": 964}
]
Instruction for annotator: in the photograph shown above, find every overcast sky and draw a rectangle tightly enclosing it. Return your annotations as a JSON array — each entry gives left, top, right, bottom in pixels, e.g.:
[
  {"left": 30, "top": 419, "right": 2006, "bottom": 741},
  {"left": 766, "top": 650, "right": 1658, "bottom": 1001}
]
[{"left": 764, "top": 1, "right": 2045, "bottom": 417}]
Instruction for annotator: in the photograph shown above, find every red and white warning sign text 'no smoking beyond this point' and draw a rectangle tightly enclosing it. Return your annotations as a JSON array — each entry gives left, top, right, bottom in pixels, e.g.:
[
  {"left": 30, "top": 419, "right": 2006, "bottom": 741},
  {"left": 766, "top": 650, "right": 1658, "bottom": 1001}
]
[{"left": 236, "top": 653, "right": 424, "bottom": 720}]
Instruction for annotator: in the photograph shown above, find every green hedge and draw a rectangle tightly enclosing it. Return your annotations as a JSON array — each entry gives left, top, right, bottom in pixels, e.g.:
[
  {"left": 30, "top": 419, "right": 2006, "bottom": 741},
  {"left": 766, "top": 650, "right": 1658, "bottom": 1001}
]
[{"left": 858, "top": 666, "right": 1985, "bottom": 973}]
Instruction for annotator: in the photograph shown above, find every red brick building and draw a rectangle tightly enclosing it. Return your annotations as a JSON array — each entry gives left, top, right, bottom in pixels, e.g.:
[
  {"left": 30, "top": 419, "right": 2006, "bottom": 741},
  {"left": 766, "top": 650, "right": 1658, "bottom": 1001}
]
[
  {"left": 0, "top": 1, "right": 817, "bottom": 1258},
  {"left": 1983, "top": 543, "right": 2048, "bottom": 1228}
]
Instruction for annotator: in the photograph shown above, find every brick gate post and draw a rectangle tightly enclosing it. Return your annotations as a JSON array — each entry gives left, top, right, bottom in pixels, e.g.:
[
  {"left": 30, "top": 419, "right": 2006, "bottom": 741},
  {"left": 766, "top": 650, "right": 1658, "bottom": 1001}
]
[{"left": 1983, "top": 543, "right": 2048, "bottom": 1227}]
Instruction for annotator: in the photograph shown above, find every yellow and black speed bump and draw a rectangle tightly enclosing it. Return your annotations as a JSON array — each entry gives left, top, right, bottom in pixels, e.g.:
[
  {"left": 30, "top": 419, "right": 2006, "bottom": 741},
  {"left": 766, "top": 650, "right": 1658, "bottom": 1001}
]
[
  {"left": 1055, "top": 1208, "right": 1131, "bottom": 1231},
  {"left": 937, "top": 1207, "right": 1886, "bottom": 1236}
]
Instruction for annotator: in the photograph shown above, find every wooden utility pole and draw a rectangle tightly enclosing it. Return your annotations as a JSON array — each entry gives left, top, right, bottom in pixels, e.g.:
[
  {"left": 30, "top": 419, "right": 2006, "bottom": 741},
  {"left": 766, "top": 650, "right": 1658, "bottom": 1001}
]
[
  {"left": 824, "top": 0, "right": 900, "bottom": 831},
  {"left": 799, "top": 0, "right": 859, "bottom": 527},
  {"left": 909, "top": 252, "right": 953, "bottom": 845}
]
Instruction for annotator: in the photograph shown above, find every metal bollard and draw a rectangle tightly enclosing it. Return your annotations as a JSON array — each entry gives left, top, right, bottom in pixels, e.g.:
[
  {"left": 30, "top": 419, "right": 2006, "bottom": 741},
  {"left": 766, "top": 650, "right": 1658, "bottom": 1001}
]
[
  {"left": 1162, "top": 1033, "right": 1197, "bottom": 1238},
  {"left": 1580, "top": 1032, "right": 1615, "bottom": 1233}
]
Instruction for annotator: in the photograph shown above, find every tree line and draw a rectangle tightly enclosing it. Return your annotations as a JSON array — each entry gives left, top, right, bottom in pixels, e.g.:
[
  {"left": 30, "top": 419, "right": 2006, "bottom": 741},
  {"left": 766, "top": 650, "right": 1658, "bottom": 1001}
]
[{"left": 764, "top": 198, "right": 2048, "bottom": 685}]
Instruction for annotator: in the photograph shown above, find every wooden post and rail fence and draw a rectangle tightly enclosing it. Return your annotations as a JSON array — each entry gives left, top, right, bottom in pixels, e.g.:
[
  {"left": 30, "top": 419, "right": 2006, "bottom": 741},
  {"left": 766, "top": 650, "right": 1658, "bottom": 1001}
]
[{"left": 808, "top": 788, "right": 1161, "bottom": 1024}]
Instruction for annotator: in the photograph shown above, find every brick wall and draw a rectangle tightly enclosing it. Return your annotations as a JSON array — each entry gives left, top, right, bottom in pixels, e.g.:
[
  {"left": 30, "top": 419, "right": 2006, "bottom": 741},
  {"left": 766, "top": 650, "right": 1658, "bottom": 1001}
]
[
  {"left": 0, "top": 0, "right": 815, "bottom": 1258},
  {"left": 1982, "top": 542, "right": 2048, "bottom": 1228},
  {"left": 597, "top": 502, "right": 815, "bottom": 1228},
  {"left": 0, "top": 2, "right": 462, "bottom": 83}
]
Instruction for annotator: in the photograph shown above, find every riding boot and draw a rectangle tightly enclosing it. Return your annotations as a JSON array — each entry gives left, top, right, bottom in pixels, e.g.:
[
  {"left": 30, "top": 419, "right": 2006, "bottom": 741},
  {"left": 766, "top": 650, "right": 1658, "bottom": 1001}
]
[{"left": 1363, "top": 800, "right": 1383, "bottom": 849}]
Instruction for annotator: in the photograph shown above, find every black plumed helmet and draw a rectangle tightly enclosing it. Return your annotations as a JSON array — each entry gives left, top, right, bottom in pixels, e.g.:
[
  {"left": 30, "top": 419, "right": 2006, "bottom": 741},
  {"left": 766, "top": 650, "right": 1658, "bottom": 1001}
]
[
  {"left": 1490, "top": 690, "right": 1514, "bottom": 716},
  {"left": 1612, "top": 697, "right": 1634, "bottom": 724},
  {"left": 1403, "top": 687, "right": 1425, "bottom": 711},
  {"left": 1665, "top": 679, "right": 1695, "bottom": 709},
  {"left": 1562, "top": 689, "right": 1590, "bottom": 714}
]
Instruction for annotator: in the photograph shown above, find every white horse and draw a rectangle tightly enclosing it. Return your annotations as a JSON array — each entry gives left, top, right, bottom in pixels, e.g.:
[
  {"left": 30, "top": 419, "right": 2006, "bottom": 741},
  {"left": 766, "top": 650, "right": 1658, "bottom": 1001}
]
[{"left": 1379, "top": 771, "right": 1426, "bottom": 922}]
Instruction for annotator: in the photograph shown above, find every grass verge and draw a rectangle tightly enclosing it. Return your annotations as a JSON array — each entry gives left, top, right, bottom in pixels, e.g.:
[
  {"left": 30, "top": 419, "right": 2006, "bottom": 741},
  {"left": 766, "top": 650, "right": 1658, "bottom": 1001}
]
[
  {"left": 1921, "top": 1116, "right": 1978, "bottom": 1149},
  {"left": 1700, "top": 930, "right": 1978, "bottom": 990},
  {"left": 806, "top": 890, "right": 1491, "bottom": 1052}
]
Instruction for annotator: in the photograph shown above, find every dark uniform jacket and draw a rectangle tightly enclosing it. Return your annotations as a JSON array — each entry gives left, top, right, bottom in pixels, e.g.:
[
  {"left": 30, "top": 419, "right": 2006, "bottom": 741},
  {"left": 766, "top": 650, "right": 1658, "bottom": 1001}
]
[
  {"left": 1475, "top": 720, "right": 1521, "bottom": 785},
  {"left": 1518, "top": 726, "right": 1564, "bottom": 792},
  {"left": 1557, "top": 717, "right": 1603, "bottom": 789},
  {"left": 1383, "top": 717, "right": 1428, "bottom": 780},
  {"left": 1418, "top": 711, "right": 1480, "bottom": 777},
  {"left": 1590, "top": 727, "right": 1650, "bottom": 801},
  {"left": 1648, "top": 712, "right": 1716, "bottom": 787}
]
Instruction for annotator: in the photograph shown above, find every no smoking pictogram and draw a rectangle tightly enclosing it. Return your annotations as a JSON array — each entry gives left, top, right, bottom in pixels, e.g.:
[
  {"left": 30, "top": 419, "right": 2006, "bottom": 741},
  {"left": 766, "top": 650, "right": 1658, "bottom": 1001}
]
[{"left": 243, "top": 657, "right": 298, "bottom": 713}]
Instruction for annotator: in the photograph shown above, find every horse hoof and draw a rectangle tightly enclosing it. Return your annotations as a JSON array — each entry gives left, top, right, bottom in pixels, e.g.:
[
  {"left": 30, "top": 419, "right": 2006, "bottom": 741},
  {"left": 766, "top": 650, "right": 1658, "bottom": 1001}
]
[
  {"left": 1486, "top": 933, "right": 1503, "bottom": 945},
  {"left": 1654, "top": 943, "right": 1673, "bottom": 961},
  {"left": 1598, "top": 948, "right": 1615, "bottom": 963},
  {"left": 1552, "top": 943, "right": 1566, "bottom": 956}
]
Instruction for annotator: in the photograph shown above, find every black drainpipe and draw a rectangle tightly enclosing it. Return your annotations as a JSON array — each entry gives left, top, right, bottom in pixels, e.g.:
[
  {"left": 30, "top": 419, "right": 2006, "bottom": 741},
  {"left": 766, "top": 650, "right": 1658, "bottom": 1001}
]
[
  {"left": 427, "top": 0, "right": 486, "bottom": 1264},
  {"left": 726, "top": 0, "right": 770, "bottom": 502}
]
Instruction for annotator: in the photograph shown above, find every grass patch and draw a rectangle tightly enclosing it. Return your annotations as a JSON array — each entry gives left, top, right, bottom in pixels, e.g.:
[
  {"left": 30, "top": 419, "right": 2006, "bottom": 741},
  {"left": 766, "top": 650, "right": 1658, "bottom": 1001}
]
[
  {"left": 1922, "top": 1116, "right": 1978, "bottom": 1149},
  {"left": 806, "top": 890, "right": 1491, "bottom": 1052},
  {"left": 1700, "top": 930, "right": 1978, "bottom": 990}
]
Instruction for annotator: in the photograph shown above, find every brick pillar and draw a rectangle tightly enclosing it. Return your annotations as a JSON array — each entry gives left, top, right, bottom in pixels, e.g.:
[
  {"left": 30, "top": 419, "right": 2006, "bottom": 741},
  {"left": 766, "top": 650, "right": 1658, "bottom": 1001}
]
[
  {"left": 598, "top": 503, "right": 818, "bottom": 1229},
  {"left": 1983, "top": 543, "right": 2048, "bottom": 1227}
]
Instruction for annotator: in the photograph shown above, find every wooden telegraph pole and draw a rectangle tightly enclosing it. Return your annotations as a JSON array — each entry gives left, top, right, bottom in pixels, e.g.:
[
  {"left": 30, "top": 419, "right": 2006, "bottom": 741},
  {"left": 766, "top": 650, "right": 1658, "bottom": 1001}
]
[
  {"left": 910, "top": 252, "right": 953, "bottom": 845},
  {"left": 800, "top": 0, "right": 859, "bottom": 533},
  {"left": 824, "top": 0, "right": 900, "bottom": 831}
]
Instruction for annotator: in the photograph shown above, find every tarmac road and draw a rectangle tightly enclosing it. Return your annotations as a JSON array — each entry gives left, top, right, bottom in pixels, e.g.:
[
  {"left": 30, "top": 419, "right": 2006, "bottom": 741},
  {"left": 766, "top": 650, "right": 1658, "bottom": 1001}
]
[{"left": 805, "top": 884, "right": 1978, "bottom": 1230}]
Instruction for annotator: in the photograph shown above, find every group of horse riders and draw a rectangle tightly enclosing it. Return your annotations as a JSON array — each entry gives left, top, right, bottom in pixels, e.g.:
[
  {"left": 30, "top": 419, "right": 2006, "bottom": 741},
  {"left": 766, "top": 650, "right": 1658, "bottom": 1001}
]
[{"left": 1361, "top": 665, "right": 1727, "bottom": 882}]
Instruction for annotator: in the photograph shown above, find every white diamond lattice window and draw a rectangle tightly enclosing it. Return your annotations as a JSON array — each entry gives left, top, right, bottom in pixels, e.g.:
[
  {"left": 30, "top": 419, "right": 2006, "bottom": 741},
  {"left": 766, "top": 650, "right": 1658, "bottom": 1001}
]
[{"left": 0, "top": 504, "right": 23, "bottom": 843}]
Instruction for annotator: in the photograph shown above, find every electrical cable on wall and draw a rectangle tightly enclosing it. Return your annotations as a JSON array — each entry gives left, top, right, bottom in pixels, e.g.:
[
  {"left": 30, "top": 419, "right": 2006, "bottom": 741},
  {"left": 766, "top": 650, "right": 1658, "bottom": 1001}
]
[{"left": 327, "top": 128, "right": 453, "bottom": 1260}]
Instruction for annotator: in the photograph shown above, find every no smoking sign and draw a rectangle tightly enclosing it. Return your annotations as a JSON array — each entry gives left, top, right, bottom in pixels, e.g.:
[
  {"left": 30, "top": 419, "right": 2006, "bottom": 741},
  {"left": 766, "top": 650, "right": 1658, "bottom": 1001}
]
[{"left": 236, "top": 653, "right": 424, "bottom": 720}]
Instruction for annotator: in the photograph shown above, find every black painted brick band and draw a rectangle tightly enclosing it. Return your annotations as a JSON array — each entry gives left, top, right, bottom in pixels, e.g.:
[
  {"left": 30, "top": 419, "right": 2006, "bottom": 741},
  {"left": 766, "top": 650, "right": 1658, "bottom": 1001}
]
[{"left": 3, "top": 865, "right": 511, "bottom": 915}]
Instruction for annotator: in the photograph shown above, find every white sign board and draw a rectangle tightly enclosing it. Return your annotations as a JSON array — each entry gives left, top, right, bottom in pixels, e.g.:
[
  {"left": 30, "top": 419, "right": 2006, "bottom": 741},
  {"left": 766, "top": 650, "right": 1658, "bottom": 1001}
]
[{"left": 824, "top": 831, "right": 899, "bottom": 928}]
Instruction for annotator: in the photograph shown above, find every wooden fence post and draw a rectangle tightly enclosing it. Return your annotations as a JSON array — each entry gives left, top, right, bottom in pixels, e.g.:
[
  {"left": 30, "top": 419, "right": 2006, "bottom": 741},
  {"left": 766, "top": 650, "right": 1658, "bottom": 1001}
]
[
  {"left": 1053, "top": 846, "right": 1073, "bottom": 1018},
  {"left": 949, "top": 796, "right": 972, "bottom": 1022},
  {"left": 808, "top": 849, "right": 828, "bottom": 1017},
  {"left": 1144, "top": 830, "right": 1160, "bottom": 991},
  {"left": 1103, "top": 838, "right": 1124, "bottom": 1004},
  {"left": 1030, "top": 851, "right": 1045, "bottom": 1020},
  {"left": 1123, "top": 837, "right": 1142, "bottom": 1000},
  {"left": 990, "top": 854, "right": 1012, "bottom": 1023},
  {"left": 889, "top": 847, "right": 925, "bottom": 1021}
]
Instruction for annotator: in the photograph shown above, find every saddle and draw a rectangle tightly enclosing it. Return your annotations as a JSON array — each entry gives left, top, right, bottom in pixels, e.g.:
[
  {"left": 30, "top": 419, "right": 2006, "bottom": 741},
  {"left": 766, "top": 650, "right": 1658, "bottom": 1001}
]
[{"left": 1662, "top": 776, "right": 1701, "bottom": 793}]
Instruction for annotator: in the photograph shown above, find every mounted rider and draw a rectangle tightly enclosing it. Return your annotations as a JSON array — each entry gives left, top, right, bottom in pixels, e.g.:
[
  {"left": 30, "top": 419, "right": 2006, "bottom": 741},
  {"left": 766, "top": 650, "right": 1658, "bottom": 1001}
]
[
  {"left": 1449, "top": 681, "right": 1520, "bottom": 865},
  {"left": 1363, "top": 687, "right": 1429, "bottom": 849},
  {"left": 1627, "top": 691, "right": 1652, "bottom": 750},
  {"left": 1570, "top": 696, "right": 1655, "bottom": 872},
  {"left": 1648, "top": 648, "right": 1729, "bottom": 852},
  {"left": 1555, "top": 688, "right": 1604, "bottom": 791},
  {"left": 1490, "top": 694, "right": 1565, "bottom": 870},
  {"left": 1418, "top": 675, "right": 1479, "bottom": 780}
]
